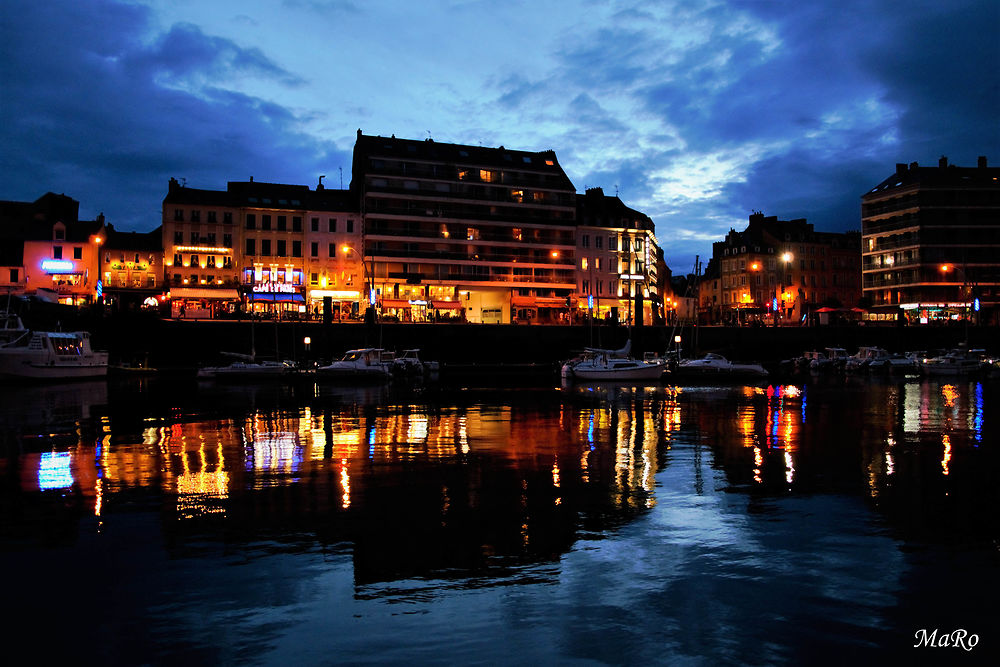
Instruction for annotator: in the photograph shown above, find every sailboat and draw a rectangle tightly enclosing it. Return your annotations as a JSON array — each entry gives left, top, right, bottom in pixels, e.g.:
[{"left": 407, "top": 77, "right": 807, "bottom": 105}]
[{"left": 196, "top": 314, "right": 295, "bottom": 379}]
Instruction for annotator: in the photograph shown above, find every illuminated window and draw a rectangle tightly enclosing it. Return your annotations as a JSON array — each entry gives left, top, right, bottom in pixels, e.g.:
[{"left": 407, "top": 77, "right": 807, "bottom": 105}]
[
  {"left": 512, "top": 228, "right": 522, "bottom": 241},
  {"left": 510, "top": 190, "right": 523, "bottom": 203},
  {"left": 458, "top": 169, "right": 470, "bottom": 180},
  {"left": 467, "top": 227, "right": 480, "bottom": 240},
  {"left": 480, "top": 170, "right": 495, "bottom": 182},
  {"left": 545, "top": 159, "right": 554, "bottom": 166},
  {"left": 581, "top": 258, "right": 588, "bottom": 270}
]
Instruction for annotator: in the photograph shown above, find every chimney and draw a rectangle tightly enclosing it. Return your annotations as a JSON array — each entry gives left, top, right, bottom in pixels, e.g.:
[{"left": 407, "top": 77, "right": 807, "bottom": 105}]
[
  {"left": 97, "top": 212, "right": 105, "bottom": 224},
  {"left": 979, "top": 156, "right": 988, "bottom": 168},
  {"left": 895, "top": 163, "right": 907, "bottom": 175},
  {"left": 939, "top": 156, "right": 948, "bottom": 168},
  {"left": 909, "top": 162, "right": 919, "bottom": 170}
]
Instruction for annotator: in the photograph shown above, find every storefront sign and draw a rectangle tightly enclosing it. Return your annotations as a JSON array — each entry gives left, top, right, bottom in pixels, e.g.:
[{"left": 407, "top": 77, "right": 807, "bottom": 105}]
[
  {"left": 41, "top": 260, "right": 74, "bottom": 272},
  {"left": 253, "top": 281, "right": 297, "bottom": 294}
]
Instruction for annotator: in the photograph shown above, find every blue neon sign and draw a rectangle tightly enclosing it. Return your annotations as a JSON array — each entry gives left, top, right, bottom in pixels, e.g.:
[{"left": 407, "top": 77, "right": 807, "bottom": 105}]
[{"left": 41, "top": 260, "right": 74, "bottom": 272}]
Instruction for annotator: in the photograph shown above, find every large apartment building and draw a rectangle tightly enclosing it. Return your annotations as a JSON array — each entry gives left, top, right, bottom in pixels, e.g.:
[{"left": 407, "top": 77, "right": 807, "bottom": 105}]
[
  {"left": 351, "top": 130, "right": 578, "bottom": 323},
  {"left": 861, "top": 156, "right": 1000, "bottom": 324}
]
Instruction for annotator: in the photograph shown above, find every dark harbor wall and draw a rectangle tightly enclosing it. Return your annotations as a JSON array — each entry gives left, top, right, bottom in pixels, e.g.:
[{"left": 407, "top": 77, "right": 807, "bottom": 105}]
[{"left": 14, "top": 302, "right": 996, "bottom": 370}]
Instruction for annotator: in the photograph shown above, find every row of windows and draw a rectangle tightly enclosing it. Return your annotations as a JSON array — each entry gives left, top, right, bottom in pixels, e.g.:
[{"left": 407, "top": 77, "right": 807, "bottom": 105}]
[
  {"left": 244, "top": 239, "right": 303, "bottom": 258},
  {"left": 52, "top": 246, "right": 83, "bottom": 260},
  {"left": 173, "top": 210, "right": 234, "bottom": 224},
  {"left": 580, "top": 257, "right": 646, "bottom": 274},
  {"left": 245, "top": 214, "right": 304, "bottom": 231},
  {"left": 171, "top": 254, "right": 234, "bottom": 269},
  {"left": 173, "top": 232, "right": 233, "bottom": 246},
  {"left": 580, "top": 234, "right": 648, "bottom": 252},
  {"left": 579, "top": 280, "right": 619, "bottom": 296}
]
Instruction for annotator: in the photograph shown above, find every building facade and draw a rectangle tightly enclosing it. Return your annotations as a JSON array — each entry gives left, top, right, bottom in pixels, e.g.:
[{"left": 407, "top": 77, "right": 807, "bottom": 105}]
[
  {"left": 575, "top": 187, "right": 662, "bottom": 325},
  {"left": 162, "top": 178, "right": 362, "bottom": 319},
  {"left": 0, "top": 193, "right": 105, "bottom": 305},
  {"left": 712, "top": 212, "right": 860, "bottom": 325},
  {"left": 861, "top": 156, "right": 1000, "bottom": 324},
  {"left": 351, "top": 131, "right": 578, "bottom": 323},
  {"left": 101, "top": 225, "right": 164, "bottom": 308}
]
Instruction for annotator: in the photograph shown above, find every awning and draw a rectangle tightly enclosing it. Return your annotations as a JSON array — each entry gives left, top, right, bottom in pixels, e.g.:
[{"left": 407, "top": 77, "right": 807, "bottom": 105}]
[
  {"left": 252, "top": 292, "right": 304, "bottom": 302},
  {"left": 380, "top": 299, "right": 413, "bottom": 309},
  {"left": 170, "top": 287, "right": 240, "bottom": 300},
  {"left": 537, "top": 297, "right": 569, "bottom": 307},
  {"left": 431, "top": 300, "right": 463, "bottom": 310},
  {"left": 511, "top": 295, "right": 537, "bottom": 307}
]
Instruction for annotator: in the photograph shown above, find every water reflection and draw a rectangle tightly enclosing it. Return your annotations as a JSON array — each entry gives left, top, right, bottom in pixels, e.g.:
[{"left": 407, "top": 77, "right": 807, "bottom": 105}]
[{"left": 1, "top": 377, "right": 996, "bottom": 662}]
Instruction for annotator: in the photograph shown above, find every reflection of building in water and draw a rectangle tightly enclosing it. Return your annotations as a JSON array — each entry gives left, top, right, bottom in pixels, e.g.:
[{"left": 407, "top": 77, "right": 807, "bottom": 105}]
[{"left": 19, "top": 395, "right": 677, "bottom": 590}]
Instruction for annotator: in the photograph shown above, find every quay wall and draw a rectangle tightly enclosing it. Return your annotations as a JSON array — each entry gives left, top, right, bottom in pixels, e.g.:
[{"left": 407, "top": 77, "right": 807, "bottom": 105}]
[{"left": 18, "top": 304, "right": 995, "bottom": 369}]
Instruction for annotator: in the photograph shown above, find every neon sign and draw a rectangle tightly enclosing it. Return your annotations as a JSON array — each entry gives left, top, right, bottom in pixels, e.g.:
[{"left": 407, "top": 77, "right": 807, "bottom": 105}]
[{"left": 41, "top": 260, "right": 74, "bottom": 272}]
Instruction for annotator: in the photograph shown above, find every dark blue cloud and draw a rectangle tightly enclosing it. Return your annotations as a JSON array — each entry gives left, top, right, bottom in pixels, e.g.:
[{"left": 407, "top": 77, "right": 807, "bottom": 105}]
[{"left": 0, "top": 0, "right": 348, "bottom": 229}]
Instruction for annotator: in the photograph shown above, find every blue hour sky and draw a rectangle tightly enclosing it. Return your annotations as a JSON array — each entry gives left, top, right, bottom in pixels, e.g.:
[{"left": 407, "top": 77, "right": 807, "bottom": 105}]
[{"left": 2, "top": 0, "right": 997, "bottom": 271}]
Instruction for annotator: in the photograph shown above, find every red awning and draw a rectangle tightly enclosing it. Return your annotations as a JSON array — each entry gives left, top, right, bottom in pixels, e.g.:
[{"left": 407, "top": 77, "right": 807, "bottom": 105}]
[
  {"left": 431, "top": 300, "right": 463, "bottom": 310},
  {"left": 380, "top": 299, "right": 413, "bottom": 308},
  {"left": 537, "top": 297, "right": 568, "bottom": 307},
  {"left": 511, "top": 295, "right": 537, "bottom": 306}
]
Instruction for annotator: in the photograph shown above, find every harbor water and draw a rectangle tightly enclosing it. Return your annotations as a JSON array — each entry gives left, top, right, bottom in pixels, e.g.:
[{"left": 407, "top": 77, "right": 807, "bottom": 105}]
[{"left": 0, "top": 375, "right": 996, "bottom": 664}]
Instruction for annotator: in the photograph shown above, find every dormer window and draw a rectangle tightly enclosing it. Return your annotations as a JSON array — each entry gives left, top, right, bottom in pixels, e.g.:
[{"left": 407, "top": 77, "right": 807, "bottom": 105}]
[{"left": 54, "top": 227, "right": 65, "bottom": 240}]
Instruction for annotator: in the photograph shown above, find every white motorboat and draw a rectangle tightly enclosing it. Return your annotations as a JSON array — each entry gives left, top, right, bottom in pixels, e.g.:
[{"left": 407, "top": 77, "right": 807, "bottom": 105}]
[
  {"left": 919, "top": 348, "right": 985, "bottom": 376},
  {"left": 196, "top": 356, "right": 296, "bottom": 379},
  {"left": 317, "top": 348, "right": 393, "bottom": 380},
  {"left": 0, "top": 329, "right": 109, "bottom": 379},
  {"left": 392, "top": 349, "right": 439, "bottom": 377},
  {"left": 675, "top": 353, "right": 768, "bottom": 378},
  {"left": 845, "top": 347, "right": 890, "bottom": 372},
  {"left": 809, "top": 347, "right": 850, "bottom": 372}
]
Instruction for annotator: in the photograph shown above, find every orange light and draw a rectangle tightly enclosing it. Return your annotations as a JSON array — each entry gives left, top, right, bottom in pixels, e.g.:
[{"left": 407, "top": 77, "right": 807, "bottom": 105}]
[
  {"left": 551, "top": 251, "right": 559, "bottom": 258},
  {"left": 782, "top": 253, "right": 792, "bottom": 263},
  {"left": 751, "top": 262, "right": 759, "bottom": 270},
  {"left": 940, "top": 264, "right": 951, "bottom": 273}
]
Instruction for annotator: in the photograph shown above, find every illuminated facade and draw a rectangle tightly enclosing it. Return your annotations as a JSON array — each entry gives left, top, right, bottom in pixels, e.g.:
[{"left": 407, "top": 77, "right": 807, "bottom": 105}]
[
  {"left": 163, "top": 178, "right": 363, "bottom": 318},
  {"left": 101, "top": 224, "right": 164, "bottom": 306},
  {"left": 711, "top": 212, "right": 860, "bottom": 324},
  {"left": 861, "top": 156, "right": 1000, "bottom": 324},
  {"left": 575, "top": 187, "right": 662, "bottom": 324},
  {"left": 0, "top": 193, "right": 105, "bottom": 305},
  {"left": 351, "top": 131, "right": 577, "bottom": 323}
]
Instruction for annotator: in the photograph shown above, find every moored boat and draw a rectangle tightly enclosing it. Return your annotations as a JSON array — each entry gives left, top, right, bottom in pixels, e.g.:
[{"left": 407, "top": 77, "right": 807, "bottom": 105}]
[
  {"left": 317, "top": 348, "right": 393, "bottom": 380},
  {"left": 562, "top": 340, "right": 666, "bottom": 382},
  {"left": 0, "top": 329, "right": 109, "bottom": 379},
  {"left": 674, "top": 353, "right": 768, "bottom": 379}
]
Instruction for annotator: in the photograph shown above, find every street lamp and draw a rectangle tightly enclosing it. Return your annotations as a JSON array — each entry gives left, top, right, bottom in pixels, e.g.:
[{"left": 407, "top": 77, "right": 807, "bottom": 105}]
[
  {"left": 92, "top": 234, "right": 104, "bottom": 306},
  {"left": 342, "top": 244, "right": 373, "bottom": 319},
  {"left": 940, "top": 263, "right": 971, "bottom": 338}
]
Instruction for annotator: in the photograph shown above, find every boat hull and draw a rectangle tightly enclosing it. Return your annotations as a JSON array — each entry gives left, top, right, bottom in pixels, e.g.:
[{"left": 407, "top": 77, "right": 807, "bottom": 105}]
[
  {"left": 571, "top": 364, "right": 666, "bottom": 381},
  {"left": 0, "top": 353, "right": 109, "bottom": 379}
]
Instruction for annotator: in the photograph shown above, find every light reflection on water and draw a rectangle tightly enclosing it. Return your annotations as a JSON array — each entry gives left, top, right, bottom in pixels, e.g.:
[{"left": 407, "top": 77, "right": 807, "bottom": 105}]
[{"left": 0, "top": 377, "right": 996, "bottom": 663}]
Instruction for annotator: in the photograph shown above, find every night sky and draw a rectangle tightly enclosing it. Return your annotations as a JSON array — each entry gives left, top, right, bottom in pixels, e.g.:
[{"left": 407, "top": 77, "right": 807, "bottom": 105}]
[{"left": 2, "top": 0, "right": 997, "bottom": 271}]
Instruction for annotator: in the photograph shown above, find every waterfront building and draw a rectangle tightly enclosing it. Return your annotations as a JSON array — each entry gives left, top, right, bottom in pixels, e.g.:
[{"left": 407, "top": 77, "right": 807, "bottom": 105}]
[
  {"left": 861, "top": 156, "right": 1000, "bottom": 325},
  {"left": 351, "top": 130, "right": 577, "bottom": 323},
  {"left": 100, "top": 224, "right": 164, "bottom": 308},
  {"left": 0, "top": 193, "right": 105, "bottom": 305},
  {"left": 575, "top": 187, "right": 662, "bottom": 325},
  {"left": 163, "top": 178, "right": 362, "bottom": 319},
  {"left": 302, "top": 185, "right": 363, "bottom": 320},
  {"left": 712, "top": 212, "right": 860, "bottom": 325}
]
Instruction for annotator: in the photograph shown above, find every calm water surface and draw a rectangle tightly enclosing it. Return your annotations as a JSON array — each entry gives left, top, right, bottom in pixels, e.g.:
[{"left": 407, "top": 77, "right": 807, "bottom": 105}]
[{"left": 0, "top": 376, "right": 996, "bottom": 664}]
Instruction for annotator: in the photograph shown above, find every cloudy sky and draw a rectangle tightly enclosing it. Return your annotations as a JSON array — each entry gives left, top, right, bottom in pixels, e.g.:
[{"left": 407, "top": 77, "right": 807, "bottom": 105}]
[{"left": 2, "top": 0, "right": 997, "bottom": 270}]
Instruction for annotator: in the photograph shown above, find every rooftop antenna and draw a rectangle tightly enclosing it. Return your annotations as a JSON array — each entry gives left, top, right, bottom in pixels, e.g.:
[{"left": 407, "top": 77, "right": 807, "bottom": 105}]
[
  {"left": 427, "top": 130, "right": 432, "bottom": 140},
  {"left": 339, "top": 167, "right": 343, "bottom": 189},
  {"left": 180, "top": 177, "right": 186, "bottom": 187},
  {"left": 615, "top": 184, "right": 619, "bottom": 197}
]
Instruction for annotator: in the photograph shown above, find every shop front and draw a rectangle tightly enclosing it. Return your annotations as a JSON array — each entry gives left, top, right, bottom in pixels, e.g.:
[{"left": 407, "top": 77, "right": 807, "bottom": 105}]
[
  {"left": 308, "top": 289, "right": 361, "bottom": 321},
  {"left": 169, "top": 287, "right": 240, "bottom": 318},
  {"left": 244, "top": 266, "right": 306, "bottom": 319}
]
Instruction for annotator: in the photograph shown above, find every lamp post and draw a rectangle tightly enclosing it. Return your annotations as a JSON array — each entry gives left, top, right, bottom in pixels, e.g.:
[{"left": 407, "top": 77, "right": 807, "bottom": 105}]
[
  {"left": 780, "top": 252, "right": 793, "bottom": 325},
  {"left": 93, "top": 234, "right": 104, "bottom": 307},
  {"left": 940, "top": 263, "right": 971, "bottom": 343},
  {"left": 342, "top": 244, "right": 373, "bottom": 322}
]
